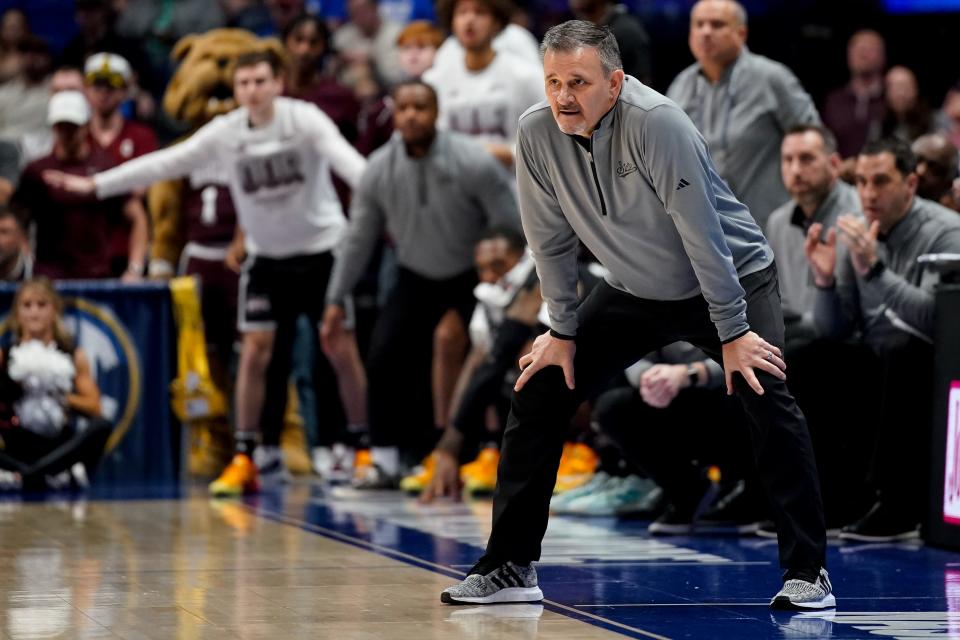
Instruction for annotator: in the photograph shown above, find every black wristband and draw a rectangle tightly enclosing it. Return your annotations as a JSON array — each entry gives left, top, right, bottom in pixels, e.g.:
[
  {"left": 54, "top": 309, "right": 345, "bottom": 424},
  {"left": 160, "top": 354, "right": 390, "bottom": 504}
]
[
  {"left": 549, "top": 329, "right": 576, "bottom": 340},
  {"left": 864, "top": 260, "right": 886, "bottom": 282},
  {"left": 686, "top": 364, "right": 699, "bottom": 388}
]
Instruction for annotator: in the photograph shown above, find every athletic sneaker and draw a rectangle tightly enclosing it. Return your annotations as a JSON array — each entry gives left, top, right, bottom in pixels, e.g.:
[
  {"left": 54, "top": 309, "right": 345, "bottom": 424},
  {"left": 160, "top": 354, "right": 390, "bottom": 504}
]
[
  {"left": 0, "top": 470, "right": 21, "bottom": 491},
  {"left": 351, "top": 462, "right": 399, "bottom": 490},
  {"left": 209, "top": 453, "right": 260, "bottom": 497},
  {"left": 461, "top": 447, "right": 499, "bottom": 495},
  {"left": 697, "top": 480, "right": 765, "bottom": 535},
  {"left": 253, "top": 446, "right": 291, "bottom": 484},
  {"left": 399, "top": 453, "right": 436, "bottom": 494},
  {"left": 770, "top": 568, "right": 836, "bottom": 610},
  {"left": 838, "top": 501, "right": 921, "bottom": 542},
  {"left": 553, "top": 443, "right": 598, "bottom": 494},
  {"left": 550, "top": 472, "right": 612, "bottom": 511},
  {"left": 554, "top": 475, "right": 662, "bottom": 517},
  {"left": 441, "top": 561, "right": 543, "bottom": 605},
  {"left": 648, "top": 480, "right": 720, "bottom": 535}
]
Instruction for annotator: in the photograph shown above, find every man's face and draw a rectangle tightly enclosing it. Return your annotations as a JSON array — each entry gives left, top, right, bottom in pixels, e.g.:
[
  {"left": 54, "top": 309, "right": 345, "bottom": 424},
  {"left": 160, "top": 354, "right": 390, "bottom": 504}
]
[
  {"left": 393, "top": 84, "right": 437, "bottom": 145},
  {"left": 452, "top": 0, "right": 500, "bottom": 52},
  {"left": 855, "top": 152, "right": 917, "bottom": 231},
  {"left": 689, "top": 0, "right": 745, "bottom": 69},
  {"left": 885, "top": 66, "right": 917, "bottom": 114},
  {"left": 543, "top": 47, "right": 623, "bottom": 137},
  {"left": 84, "top": 81, "right": 125, "bottom": 116},
  {"left": 0, "top": 217, "right": 22, "bottom": 262},
  {"left": 285, "top": 20, "right": 326, "bottom": 67},
  {"left": 347, "top": 0, "right": 379, "bottom": 32},
  {"left": 233, "top": 62, "right": 283, "bottom": 112},
  {"left": 847, "top": 31, "right": 885, "bottom": 78},
  {"left": 52, "top": 122, "right": 86, "bottom": 157},
  {"left": 475, "top": 237, "right": 522, "bottom": 284},
  {"left": 398, "top": 44, "right": 436, "bottom": 78},
  {"left": 912, "top": 135, "right": 957, "bottom": 200},
  {"left": 780, "top": 131, "right": 838, "bottom": 205}
]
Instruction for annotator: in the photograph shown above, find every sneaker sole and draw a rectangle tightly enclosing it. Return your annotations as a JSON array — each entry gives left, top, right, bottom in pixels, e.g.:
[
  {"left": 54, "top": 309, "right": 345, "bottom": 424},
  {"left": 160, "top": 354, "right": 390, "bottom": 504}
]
[
  {"left": 837, "top": 529, "right": 921, "bottom": 543},
  {"left": 770, "top": 593, "right": 836, "bottom": 610},
  {"left": 441, "top": 586, "right": 544, "bottom": 605},
  {"left": 648, "top": 523, "right": 693, "bottom": 536}
]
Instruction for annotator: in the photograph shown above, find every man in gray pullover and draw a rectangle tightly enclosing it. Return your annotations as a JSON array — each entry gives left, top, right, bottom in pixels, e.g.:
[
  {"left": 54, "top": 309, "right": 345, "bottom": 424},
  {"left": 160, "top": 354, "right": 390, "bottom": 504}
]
[
  {"left": 322, "top": 80, "right": 521, "bottom": 487},
  {"left": 440, "top": 20, "right": 833, "bottom": 611}
]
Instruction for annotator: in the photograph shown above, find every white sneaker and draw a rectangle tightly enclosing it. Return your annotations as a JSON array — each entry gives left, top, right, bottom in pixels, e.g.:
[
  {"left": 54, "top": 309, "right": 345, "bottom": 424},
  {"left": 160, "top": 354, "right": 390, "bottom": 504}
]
[
  {"left": 253, "top": 446, "right": 291, "bottom": 484},
  {"left": 770, "top": 568, "right": 836, "bottom": 610}
]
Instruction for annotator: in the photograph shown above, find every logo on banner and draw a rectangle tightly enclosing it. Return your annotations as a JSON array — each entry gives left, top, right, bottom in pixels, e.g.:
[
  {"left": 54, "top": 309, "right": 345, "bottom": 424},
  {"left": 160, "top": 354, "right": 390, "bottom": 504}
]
[
  {"left": 943, "top": 382, "right": 960, "bottom": 524},
  {"left": 0, "top": 298, "right": 141, "bottom": 453}
]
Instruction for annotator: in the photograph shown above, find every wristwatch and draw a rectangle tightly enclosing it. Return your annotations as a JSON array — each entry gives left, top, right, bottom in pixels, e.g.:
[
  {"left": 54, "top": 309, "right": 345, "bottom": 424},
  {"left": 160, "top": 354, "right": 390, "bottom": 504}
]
[
  {"left": 864, "top": 259, "right": 886, "bottom": 281},
  {"left": 686, "top": 364, "right": 699, "bottom": 388}
]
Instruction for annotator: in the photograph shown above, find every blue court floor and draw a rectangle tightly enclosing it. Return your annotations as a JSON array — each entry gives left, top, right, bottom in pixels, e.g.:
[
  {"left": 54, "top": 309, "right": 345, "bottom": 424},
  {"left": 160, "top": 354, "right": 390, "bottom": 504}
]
[
  {"left": 3, "top": 482, "right": 959, "bottom": 639},
  {"left": 247, "top": 482, "right": 960, "bottom": 640}
]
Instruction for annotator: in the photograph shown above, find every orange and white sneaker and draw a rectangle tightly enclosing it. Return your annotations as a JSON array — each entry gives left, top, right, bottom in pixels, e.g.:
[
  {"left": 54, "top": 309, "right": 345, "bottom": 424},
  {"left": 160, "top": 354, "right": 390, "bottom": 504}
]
[
  {"left": 352, "top": 449, "right": 373, "bottom": 484},
  {"left": 400, "top": 453, "right": 436, "bottom": 494},
  {"left": 209, "top": 454, "right": 260, "bottom": 497},
  {"left": 461, "top": 447, "right": 499, "bottom": 495},
  {"left": 553, "top": 442, "right": 598, "bottom": 494}
]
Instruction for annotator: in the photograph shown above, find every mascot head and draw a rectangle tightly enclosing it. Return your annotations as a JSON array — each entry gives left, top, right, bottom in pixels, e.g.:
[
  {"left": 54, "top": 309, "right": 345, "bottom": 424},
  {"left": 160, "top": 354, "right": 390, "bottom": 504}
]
[{"left": 163, "top": 29, "right": 287, "bottom": 126}]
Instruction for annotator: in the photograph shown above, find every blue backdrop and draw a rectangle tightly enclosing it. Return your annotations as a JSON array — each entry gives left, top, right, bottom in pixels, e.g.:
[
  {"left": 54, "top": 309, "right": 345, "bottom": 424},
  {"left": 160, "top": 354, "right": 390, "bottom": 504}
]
[{"left": 0, "top": 281, "right": 179, "bottom": 488}]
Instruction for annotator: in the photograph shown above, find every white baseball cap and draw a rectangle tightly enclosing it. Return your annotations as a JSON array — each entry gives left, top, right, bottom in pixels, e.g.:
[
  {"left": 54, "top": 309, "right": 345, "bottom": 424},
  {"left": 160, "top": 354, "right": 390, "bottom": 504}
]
[
  {"left": 47, "top": 90, "right": 90, "bottom": 126},
  {"left": 84, "top": 52, "right": 132, "bottom": 88}
]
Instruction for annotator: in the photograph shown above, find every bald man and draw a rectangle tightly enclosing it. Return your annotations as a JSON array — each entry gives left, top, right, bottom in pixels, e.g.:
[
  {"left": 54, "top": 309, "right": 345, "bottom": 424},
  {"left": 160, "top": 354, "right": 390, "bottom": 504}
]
[
  {"left": 912, "top": 133, "right": 959, "bottom": 211},
  {"left": 667, "top": 0, "right": 820, "bottom": 228},
  {"left": 823, "top": 30, "right": 887, "bottom": 159}
]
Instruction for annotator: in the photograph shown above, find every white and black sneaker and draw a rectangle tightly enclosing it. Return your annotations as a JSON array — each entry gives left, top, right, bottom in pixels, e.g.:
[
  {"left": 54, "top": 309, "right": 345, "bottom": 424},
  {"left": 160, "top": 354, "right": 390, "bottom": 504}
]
[
  {"left": 441, "top": 561, "right": 543, "bottom": 605},
  {"left": 253, "top": 446, "right": 292, "bottom": 484},
  {"left": 770, "top": 568, "right": 836, "bottom": 610}
]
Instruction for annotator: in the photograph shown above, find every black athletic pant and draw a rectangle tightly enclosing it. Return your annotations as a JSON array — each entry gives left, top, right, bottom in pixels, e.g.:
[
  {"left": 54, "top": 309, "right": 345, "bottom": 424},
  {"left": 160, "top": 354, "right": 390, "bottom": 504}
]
[
  {"left": 481, "top": 264, "right": 826, "bottom": 573},
  {"left": 0, "top": 418, "right": 112, "bottom": 483},
  {"left": 366, "top": 267, "right": 476, "bottom": 457}
]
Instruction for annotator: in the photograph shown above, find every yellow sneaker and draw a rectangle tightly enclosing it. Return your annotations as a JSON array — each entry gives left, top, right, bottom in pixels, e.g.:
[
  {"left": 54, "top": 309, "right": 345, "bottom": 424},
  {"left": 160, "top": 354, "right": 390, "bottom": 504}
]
[
  {"left": 461, "top": 447, "right": 499, "bottom": 495},
  {"left": 553, "top": 443, "right": 598, "bottom": 494},
  {"left": 209, "top": 454, "right": 260, "bottom": 497},
  {"left": 400, "top": 453, "right": 436, "bottom": 494}
]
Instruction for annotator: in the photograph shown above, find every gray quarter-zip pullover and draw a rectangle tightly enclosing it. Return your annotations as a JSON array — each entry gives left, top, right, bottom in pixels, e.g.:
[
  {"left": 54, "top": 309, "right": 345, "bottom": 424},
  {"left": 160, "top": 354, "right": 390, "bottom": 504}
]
[
  {"left": 516, "top": 76, "right": 772, "bottom": 343},
  {"left": 667, "top": 49, "right": 821, "bottom": 228},
  {"left": 326, "top": 130, "right": 521, "bottom": 304}
]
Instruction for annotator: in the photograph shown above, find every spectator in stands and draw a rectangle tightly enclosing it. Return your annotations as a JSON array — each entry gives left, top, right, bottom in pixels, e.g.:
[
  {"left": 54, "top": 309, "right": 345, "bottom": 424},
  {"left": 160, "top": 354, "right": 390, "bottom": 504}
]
[
  {"left": 912, "top": 133, "right": 959, "bottom": 212},
  {"left": 333, "top": 0, "right": 405, "bottom": 89},
  {"left": 936, "top": 81, "right": 960, "bottom": 151},
  {"left": 13, "top": 91, "right": 147, "bottom": 281},
  {"left": 0, "top": 140, "right": 18, "bottom": 203},
  {"left": 0, "top": 206, "right": 31, "bottom": 281},
  {"left": 283, "top": 14, "right": 360, "bottom": 143},
  {"left": 822, "top": 30, "right": 887, "bottom": 160},
  {"left": 0, "top": 36, "right": 51, "bottom": 147},
  {"left": 568, "top": 0, "right": 652, "bottom": 85},
  {"left": 425, "top": 0, "right": 543, "bottom": 168},
  {"left": 51, "top": 66, "right": 85, "bottom": 93},
  {"left": 221, "top": 0, "right": 275, "bottom": 36},
  {"left": 0, "top": 277, "right": 112, "bottom": 491},
  {"left": 0, "top": 8, "right": 28, "bottom": 84},
  {"left": 85, "top": 53, "right": 158, "bottom": 278},
  {"left": 766, "top": 125, "right": 860, "bottom": 350},
  {"left": 322, "top": 80, "right": 521, "bottom": 489},
  {"left": 59, "top": 0, "right": 155, "bottom": 117},
  {"left": 880, "top": 66, "right": 931, "bottom": 144},
  {"left": 420, "top": 226, "right": 540, "bottom": 501},
  {"left": 667, "top": 0, "right": 820, "bottom": 228},
  {"left": 397, "top": 21, "right": 444, "bottom": 80},
  {"left": 17, "top": 66, "right": 87, "bottom": 166},
  {"left": 806, "top": 138, "right": 960, "bottom": 541},
  {"left": 265, "top": 0, "right": 306, "bottom": 34}
]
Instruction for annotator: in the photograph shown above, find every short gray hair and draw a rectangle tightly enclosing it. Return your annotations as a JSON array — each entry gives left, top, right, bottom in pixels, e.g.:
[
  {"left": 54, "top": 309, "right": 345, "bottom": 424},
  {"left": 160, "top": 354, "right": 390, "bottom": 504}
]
[
  {"left": 692, "top": 0, "right": 748, "bottom": 26},
  {"left": 540, "top": 20, "right": 622, "bottom": 77}
]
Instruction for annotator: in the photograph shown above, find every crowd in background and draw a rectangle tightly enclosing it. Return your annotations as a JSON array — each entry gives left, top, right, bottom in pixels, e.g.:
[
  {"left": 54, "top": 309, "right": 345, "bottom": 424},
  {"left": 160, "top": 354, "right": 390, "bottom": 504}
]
[{"left": 0, "top": 0, "right": 958, "bottom": 546}]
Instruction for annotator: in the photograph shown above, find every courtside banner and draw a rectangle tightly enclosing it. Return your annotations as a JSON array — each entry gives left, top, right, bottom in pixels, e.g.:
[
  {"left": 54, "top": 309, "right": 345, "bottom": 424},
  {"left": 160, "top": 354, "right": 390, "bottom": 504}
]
[
  {"left": 0, "top": 281, "right": 178, "bottom": 487},
  {"left": 945, "top": 381, "right": 960, "bottom": 524}
]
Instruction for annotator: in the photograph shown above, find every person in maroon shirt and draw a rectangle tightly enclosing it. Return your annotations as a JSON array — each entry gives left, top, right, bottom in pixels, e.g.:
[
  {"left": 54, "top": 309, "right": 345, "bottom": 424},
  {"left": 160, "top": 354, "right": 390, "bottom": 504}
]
[
  {"left": 84, "top": 52, "right": 157, "bottom": 278},
  {"left": 12, "top": 91, "right": 147, "bottom": 281},
  {"left": 822, "top": 30, "right": 887, "bottom": 160}
]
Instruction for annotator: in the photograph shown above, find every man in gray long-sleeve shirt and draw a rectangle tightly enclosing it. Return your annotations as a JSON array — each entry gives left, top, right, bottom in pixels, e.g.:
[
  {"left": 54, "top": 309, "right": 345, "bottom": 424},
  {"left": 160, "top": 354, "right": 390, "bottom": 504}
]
[
  {"left": 766, "top": 124, "right": 861, "bottom": 349},
  {"left": 667, "top": 0, "right": 820, "bottom": 228},
  {"left": 805, "top": 137, "right": 960, "bottom": 541},
  {"left": 441, "top": 20, "right": 832, "bottom": 612},
  {"left": 322, "top": 80, "right": 520, "bottom": 487}
]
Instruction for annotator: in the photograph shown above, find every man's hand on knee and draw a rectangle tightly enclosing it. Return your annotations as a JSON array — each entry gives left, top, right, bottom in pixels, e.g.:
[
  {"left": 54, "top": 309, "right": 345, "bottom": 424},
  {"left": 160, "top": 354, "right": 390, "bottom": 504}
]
[
  {"left": 514, "top": 331, "right": 576, "bottom": 392},
  {"left": 721, "top": 331, "right": 786, "bottom": 396}
]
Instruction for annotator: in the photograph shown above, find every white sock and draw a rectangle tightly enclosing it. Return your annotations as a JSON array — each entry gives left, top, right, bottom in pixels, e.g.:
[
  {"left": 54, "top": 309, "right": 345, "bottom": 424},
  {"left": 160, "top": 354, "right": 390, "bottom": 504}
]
[{"left": 371, "top": 447, "right": 399, "bottom": 476}]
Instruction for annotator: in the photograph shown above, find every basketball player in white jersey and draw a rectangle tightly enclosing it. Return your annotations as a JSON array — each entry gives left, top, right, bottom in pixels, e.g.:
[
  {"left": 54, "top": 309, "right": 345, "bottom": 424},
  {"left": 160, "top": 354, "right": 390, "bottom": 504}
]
[
  {"left": 423, "top": 0, "right": 543, "bottom": 168},
  {"left": 43, "top": 48, "right": 367, "bottom": 496}
]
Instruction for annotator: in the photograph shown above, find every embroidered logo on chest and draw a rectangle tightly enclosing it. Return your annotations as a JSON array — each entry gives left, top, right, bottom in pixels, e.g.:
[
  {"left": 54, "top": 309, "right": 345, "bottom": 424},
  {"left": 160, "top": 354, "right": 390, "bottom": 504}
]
[{"left": 616, "top": 161, "right": 638, "bottom": 178}]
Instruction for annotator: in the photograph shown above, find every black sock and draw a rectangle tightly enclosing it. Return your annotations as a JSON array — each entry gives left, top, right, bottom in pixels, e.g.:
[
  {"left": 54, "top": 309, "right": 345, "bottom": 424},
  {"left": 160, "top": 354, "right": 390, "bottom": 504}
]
[{"left": 235, "top": 437, "right": 257, "bottom": 457}]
